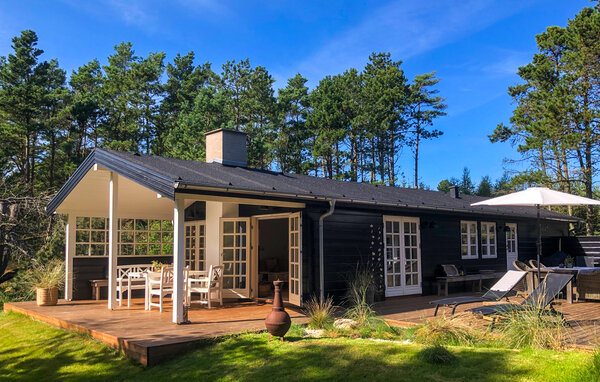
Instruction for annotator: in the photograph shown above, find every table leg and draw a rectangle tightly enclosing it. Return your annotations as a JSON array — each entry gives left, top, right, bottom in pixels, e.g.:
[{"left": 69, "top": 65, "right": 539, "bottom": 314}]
[
  {"left": 445, "top": 281, "right": 448, "bottom": 296},
  {"left": 94, "top": 285, "right": 100, "bottom": 301},
  {"left": 566, "top": 280, "right": 573, "bottom": 304}
]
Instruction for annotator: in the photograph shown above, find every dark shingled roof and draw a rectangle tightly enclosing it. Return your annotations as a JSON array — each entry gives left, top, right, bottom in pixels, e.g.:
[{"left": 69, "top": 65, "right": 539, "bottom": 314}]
[{"left": 47, "top": 148, "right": 579, "bottom": 222}]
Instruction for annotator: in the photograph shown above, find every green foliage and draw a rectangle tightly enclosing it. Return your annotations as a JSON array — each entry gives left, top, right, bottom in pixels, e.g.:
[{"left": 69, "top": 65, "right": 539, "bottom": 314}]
[
  {"left": 1, "top": 312, "right": 596, "bottom": 382},
  {"left": 25, "top": 258, "right": 64, "bottom": 291},
  {"left": 303, "top": 295, "right": 336, "bottom": 329},
  {"left": 491, "top": 4, "right": 600, "bottom": 233},
  {"left": 344, "top": 266, "right": 376, "bottom": 325},
  {"left": 417, "top": 344, "right": 457, "bottom": 365}
]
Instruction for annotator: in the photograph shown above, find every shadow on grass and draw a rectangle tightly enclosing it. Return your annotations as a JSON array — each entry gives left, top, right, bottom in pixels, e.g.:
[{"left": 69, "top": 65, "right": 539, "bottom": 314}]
[{"left": 0, "top": 312, "right": 140, "bottom": 381}]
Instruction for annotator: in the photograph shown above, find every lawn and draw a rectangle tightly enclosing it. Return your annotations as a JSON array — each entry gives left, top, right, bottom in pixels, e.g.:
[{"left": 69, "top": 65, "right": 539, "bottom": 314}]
[{"left": 0, "top": 312, "right": 598, "bottom": 382}]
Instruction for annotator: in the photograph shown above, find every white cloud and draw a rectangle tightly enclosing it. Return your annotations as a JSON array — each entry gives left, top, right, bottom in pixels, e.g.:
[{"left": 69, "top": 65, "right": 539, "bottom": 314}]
[
  {"left": 60, "top": 0, "right": 227, "bottom": 32},
  {"left": 292, "top": 0, "right": 539, "bottom": 85}
]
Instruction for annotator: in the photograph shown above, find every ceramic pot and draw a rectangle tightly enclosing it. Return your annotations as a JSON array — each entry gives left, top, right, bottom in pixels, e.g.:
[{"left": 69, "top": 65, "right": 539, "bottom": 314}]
[
  {"left": 36, "top": 287, "right": 58, "bottom": 306},
  {"left": 264, "top": 280, "right": 291, "bottom": 340}
]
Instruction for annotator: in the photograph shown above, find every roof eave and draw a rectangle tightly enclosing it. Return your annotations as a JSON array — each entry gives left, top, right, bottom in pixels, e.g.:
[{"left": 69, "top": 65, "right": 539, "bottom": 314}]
[{"left": 46, "top": 149, "right": 176, "bottom": 216}]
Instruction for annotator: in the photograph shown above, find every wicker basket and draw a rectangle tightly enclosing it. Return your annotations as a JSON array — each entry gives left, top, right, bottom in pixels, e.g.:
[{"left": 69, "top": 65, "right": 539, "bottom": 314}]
[{"left": 36, "top": 287, "right": 58, "bottom": 306}]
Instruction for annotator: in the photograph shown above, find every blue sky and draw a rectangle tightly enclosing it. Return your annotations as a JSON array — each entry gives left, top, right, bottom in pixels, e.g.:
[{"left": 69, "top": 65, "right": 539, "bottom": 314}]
[{"left": 0, "top": 0, "right": 591, "bottom": 188}]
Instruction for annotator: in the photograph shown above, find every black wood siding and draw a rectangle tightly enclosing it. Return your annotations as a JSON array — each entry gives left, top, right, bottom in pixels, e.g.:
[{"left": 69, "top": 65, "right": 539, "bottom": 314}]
[
  {"left": 312, "top": 203, "right": 569, "bottom": 299},
  {"left": 72, "top": 256, "right": 171, "bottom": 300}
]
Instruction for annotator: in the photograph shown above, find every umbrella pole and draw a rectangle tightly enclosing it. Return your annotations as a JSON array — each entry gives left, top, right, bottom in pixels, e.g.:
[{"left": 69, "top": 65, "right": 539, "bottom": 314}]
[{"left": 537, "top": 204, "right": 541, "bottom": 283}]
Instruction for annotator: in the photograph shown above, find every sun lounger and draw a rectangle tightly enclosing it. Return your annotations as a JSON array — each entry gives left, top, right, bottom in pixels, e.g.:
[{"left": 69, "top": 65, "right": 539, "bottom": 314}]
[
  {"left": 468, "top": 272, "right": 573, "bottom": 316},
  {"left": 430, "top": 270, "right": 527, "bottom": 316}
]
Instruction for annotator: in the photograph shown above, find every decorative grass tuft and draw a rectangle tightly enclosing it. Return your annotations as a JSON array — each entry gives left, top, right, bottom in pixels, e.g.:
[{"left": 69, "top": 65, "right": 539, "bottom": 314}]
[
  {"left": 414, "top": 315, "right": 479, "bottom": 346},
  {"left": 303, "top": 296, "right": 336, "bottom": 329}
]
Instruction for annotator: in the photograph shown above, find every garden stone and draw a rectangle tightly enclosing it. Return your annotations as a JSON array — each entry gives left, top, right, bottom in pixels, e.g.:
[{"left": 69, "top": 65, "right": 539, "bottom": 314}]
[{"left": 334, "top": 318, "right": 357, "bottom": 329}]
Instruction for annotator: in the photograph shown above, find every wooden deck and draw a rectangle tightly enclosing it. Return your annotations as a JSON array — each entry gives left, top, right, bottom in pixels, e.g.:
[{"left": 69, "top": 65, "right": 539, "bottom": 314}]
[
  {"left": 4, "top": 299, "right": 306, "bottom": 366},
  {"left": 375, "top": 294, "right": 600, "bottom": 349}
]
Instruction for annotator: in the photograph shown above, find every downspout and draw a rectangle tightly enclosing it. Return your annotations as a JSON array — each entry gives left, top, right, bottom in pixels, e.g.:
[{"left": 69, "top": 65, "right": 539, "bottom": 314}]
[{"left": 319, "top": 199, "right": 336, "bottom": 302}]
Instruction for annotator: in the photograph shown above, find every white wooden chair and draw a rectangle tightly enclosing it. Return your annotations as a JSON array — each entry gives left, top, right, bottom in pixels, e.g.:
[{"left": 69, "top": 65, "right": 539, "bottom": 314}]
[
  {"left": 116, "top": 264, "right": 153, "bottom": 307},
  {"left": 187, "top": 265, "right": 223, "bottom": 309},
  {"left": 146, "top": 267, "right": 174, "bottom": 312}
]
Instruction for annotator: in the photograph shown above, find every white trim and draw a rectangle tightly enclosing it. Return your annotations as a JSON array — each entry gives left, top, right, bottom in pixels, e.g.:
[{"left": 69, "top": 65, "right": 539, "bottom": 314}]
[
  {"left": 506, "top": 223, "right": 519, "bottom": 270},
  {"left": 64, "top": 214, "right": 75, "bottom": 301},
  {"left": 172, "top": 197, "right": 185, "bottom": 324},
  {"left": 481, "top": 222, "right": 497, "bottom": 259},
  {"left": 108, "top": 172, "right": 118, "bottom": 310},
  {"left": 176, "top": 193, "right": 305, "bottom": 209},
  {"left": 460, "top": 220, "right": 478, "bottom": 259},
  {"left": 383, "top": 215, "right": 422, "bottom": 297},
  {"left": 220, "top": 217, "right": 251, "bottom": 298},
  {"left": 289, "top": 212, "right": 302, "bottom": 306}
]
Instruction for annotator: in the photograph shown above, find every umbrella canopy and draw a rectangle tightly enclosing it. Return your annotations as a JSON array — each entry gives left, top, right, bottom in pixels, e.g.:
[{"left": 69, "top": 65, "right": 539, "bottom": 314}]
[
  {"left": 471, "top": 187, "right": 600, "bottom": 207},
  {"left": 471, "top": 187, "right": 600, "bottom": 280}
]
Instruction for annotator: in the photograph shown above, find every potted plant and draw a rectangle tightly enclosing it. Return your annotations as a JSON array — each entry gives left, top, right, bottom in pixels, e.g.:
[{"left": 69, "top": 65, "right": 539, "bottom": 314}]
[
  {"left": 565, "top": 256, "right": 574, "bottom": 268},
  {"left": 28, "top": 259, "right": 64, "bottom": 306},
  {"left": 151, "top": 260, "right": 165, "bottom": 272}
]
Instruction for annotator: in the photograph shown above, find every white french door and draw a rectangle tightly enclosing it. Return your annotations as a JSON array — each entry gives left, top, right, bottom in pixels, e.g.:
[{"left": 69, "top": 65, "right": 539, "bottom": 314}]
[
  {"left": 383, "top": 216, "right": 421, "bottom": 297},
  {"left": 184, "top": 221, "right": 205, "bottom": 271},
  {"left": 220, "top": 218, "right": 250, "bottom": 298},
  {"left": 506, "top": 223, "right": 518, "bottom": 270},
  {"left": 288, "top": 212, "right": 302, "bottom": 306}
]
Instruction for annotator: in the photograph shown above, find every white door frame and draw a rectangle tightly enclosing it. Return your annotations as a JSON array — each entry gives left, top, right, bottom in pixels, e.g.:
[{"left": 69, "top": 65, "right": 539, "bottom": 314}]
[
  {"left": 220, "top": 217, "right": 251, "bottom": 298},
  {"left": 250, "top": 212, "right": 293, "bottom": 300},
  {"left": 184, "top": 220, "right": 206, "bottom": 271},
  {"left": 249, "top": 212, "right": 302, "bottom": 306},
  {"left": 288, "top": 212, "right": 302, "bottom": 306},
  {"left": 383, "top": 216, "right": 422, "bottom": 297},
  {"left": 506, "top": 223, "right": 518, "bottom": 270}
]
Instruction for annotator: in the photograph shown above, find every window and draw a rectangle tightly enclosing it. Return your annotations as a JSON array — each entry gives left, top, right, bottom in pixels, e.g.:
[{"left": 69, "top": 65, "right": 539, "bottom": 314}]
[
  {"left": 460, "top": 221, "right": 478, "bottom": 259},
  {"left": 74, "top": 217, "right": 174, "bottom": 257},
  {"left": 119, "top": 219, "right": 173, "bottom": 256},
  {"left": 75, "top": 217, "right": 108, "bottom": 257},
  {"left": 481, "top": 222, "right": 497, "bottom": 258}
]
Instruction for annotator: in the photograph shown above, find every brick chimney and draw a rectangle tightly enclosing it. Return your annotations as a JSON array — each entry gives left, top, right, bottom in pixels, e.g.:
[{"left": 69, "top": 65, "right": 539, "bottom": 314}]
[
  {"left": 205, "top": 128, "right": 247, "bottom": 167},
  {"left": 449, "top": 185, "right": 459, "bottom": 198}
]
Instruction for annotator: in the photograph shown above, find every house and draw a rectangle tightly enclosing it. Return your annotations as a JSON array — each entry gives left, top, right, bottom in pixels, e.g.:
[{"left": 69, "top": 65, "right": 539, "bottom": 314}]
[{"left": 47, "top": 128, "right": 577, "bottom": 324}]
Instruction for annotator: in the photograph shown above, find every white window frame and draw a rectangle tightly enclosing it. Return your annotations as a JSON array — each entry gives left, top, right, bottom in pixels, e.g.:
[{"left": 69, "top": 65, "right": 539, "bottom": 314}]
[
  {"left": 480, "top": 222, "right": 497, "bottom": 259},
  {"left": 74, "top": 216, "right": 174, "bottom": 258},
  {"left": 460, "top": 220, "right": 478, "bottom": 259}
]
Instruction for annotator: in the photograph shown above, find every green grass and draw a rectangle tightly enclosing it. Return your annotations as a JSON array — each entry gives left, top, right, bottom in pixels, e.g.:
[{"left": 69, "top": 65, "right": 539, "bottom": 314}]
[{"left": 0, "top": 311, "right": 598, "bottom": 382}]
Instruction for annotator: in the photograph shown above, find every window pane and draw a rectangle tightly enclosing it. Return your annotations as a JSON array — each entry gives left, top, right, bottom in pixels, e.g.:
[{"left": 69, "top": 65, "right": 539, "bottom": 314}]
[
  {"left": 91, "top": 217, "right": 106, "bottom": 230},
  {"left": 76, "top": 217, "right": 90, "bottom": 229}
]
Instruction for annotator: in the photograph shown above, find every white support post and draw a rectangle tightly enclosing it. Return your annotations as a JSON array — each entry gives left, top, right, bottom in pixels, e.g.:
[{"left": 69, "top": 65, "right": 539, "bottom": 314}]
[
  {"left": 64, "top": 214, "right": 75, "bottom": 301},
  {"left": 173, "top": 196, "right": 185, "bottom": 324},
  {"left": 108, "top": 172, "right": 119, "bottom": 310}
]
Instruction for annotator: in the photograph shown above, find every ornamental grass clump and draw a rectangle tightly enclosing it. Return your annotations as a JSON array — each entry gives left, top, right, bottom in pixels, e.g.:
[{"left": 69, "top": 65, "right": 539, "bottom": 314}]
[
  {"left": 27, "top": 259, "right": 64, "bottom": 292},
  {"left": 303, "top": 296, "right": 335, "bottom": 329},
  {"left": 344, "top": 267, "right": 376, "bottom": 326},
  {"left": 495, "top": 305, "right": 567, "bottom": 350},
  {"left": 414, "top": 315, "right": 478, "bottom": 346}
]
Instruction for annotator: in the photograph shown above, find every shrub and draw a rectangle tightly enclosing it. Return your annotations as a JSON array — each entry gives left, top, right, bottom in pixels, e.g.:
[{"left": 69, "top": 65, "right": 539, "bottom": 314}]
[
  {"left": 344, "top": 266, "right": 376, "bottom": 325},
  {"left": 26, "top": 259, "right": 64, "bottom": 292},
  {"left": 303, "top": 296, "right": 335, "bottom": 329},
  {"left": 495, "top": 305, "right": 567, "bottom": 350},
  {"left": 414, "top": 316, "right": 478, "bottom": 346},
  {"left": 417, "top": 344, "right": 457, "bottom": 365}
]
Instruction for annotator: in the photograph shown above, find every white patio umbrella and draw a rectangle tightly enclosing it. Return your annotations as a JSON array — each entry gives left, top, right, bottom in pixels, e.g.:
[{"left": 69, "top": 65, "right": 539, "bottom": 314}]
[{"left": 471, "top": 187, "right": 600, "bottom": 280}]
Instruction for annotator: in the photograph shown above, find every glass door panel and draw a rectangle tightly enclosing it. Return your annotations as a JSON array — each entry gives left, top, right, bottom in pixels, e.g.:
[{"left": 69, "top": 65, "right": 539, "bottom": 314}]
[
  {"left": 288, "top": 213, "right": 302, "bottom": 306},
  {"left": 221, "top": 218, "right": 250, "bottom": 297}
]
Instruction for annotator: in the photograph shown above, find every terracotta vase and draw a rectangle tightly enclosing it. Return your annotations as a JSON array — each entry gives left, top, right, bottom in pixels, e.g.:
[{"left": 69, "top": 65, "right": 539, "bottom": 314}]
[{"left": 264, "top": 280, "right": 291, "bottom": 341}]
